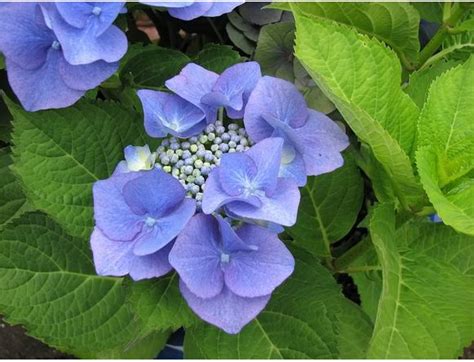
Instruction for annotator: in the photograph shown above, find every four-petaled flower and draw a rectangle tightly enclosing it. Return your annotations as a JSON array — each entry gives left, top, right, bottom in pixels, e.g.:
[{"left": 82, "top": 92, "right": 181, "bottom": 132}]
[
  {"left": 169, "top": 213, "right": 294, "bottom": 333},
  {"left": 91, "top": 168, "right": 196, "bottom": 280},
  {"left": 140, "top": 1, "right": 244, "bottom": 21},
  {"left": 202, "top": 137, "right": 300, "bottom": 227},
  {"left": 245, "top": 76, "right": 350, "bottom": 186}
]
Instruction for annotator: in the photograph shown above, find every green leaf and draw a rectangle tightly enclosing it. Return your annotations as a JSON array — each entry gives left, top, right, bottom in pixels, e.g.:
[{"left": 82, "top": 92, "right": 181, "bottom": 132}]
[
  {"left": 0, "top": 53, "right": 4, "bottom": 70},
  {"left": 0, "top": 212, "right": 165, "bottom": 358},
  {"left": 289, "top": 2, "right": 420, "bottom": 66},
  {"left": 417, "top": 57, "right": 474, "bottom": 186},
  {"left": 0, "top": 148, "right": 31, "bottom": 230},
  {"left": 367, "top": 204, "right": 474, "bottom": 358},
  {"left": 225, "top": 22, "right": 255, "bottom": 55},
  {"left": 128, "top": 273, "right": 197, "bottom": 335},
  {"left": 405, "top": 59, "right": 460, "bottom": 108},
  {"left": 193, "top": 44, "right": 241, "bottom": 73},
  {"left": 255, "top": 22, "right": 296, "bottom": 81},
  {"left": 294, "top": 14, "right": 426, "bottom": 211},
  {"left": 8, "top": 98, "right": 151, "bottom": 239},
  {"left": 411, "top": 2, "right": 443, "bottom": 23},
  {"left": 288, "top": 152, "right": 364, "bottom": 257},
  {"left": 120, "top": 46, "right": 190, "bottom": 90},
  {"left": 184, "top": 247, "right": 372, "bottom": 359},
  {"left": 417, "top": 148, "right": 474, "bottom": 236}
]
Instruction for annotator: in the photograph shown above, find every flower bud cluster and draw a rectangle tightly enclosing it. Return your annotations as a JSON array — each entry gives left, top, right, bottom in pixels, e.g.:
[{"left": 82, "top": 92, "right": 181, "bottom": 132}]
[{"left": 154, "top": 120, "right": 252, "bottom": 207}]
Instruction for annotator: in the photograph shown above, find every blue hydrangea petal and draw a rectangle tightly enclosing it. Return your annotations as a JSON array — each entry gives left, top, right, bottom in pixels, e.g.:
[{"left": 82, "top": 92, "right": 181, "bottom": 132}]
[
  {"left": 180, "top": 280, "right": 271, "bottom": 334},
  {"left": 226, "top": 178, "right": 300, "bottom": 227},
  {"left": 140, "top": 1, "right": 194, "bottom": 8},
  {"left": 201, "top": 169, "right": 262, "bottom": 215},
  {"left": 55, "top": 3, "right": 95, "bottom": 29},
  {"left": 202, "top": 1, "right": 244, "bottom": 17},
  {"left": 133, "top": 198, "right": 196, "bottom": 256},
  {"left": 169, "top": 214, "right": 225, "bottom": 299},
  {"left": 93, "top": 171, "right": 144, "bottom": 242},
  {"left": 5, "top": 54, "right": 83, "bottom": 112},
  {"left": 90, "top": 227, "right": 172, "bottom": 281},
  {"left": 278, "top": 149, "right": 307, "bottom": 187},
  {"left": 168, "top": 2, "right": 213, "bottom": 20},
  {"left": 215, "top": 215, "right": 260, "bottom": 254},
  {"left": 288, "top": 110, "right": 349, "bottom": 176},
  {"left": 224, "top": 224, "right": 294, "bottom": 298},
  {"left": 245, "top": 137, "right": 284, "bottom": 195},
  {"left": 0, "top": 3, "right": 54, "bottom": 70},
  {"left": 59, "top": 57, "right": 118, "bottom": 91},
  {"left": 244, "top": 76, "right": 308, "bottom": 142},
  {"left": 218, "top": 153, "right": 258, "bottom": 196},
  {"left": 166, "top": 63, "right": 219, "bottom": 122},
  {"left": 137, "top": 90, "right": 206, "bottom": 138},
  {"left": 122, "top": 168, "right": 186, "bottom": 218},
  {"left": 123, "top": 145, "right": 156, "bottom": 172},
  {"left": 201, "top": 62, "right": 261, "bottom": 118},
  {"left": 43, "top": 4, "right": 127, "bottom": 65}
]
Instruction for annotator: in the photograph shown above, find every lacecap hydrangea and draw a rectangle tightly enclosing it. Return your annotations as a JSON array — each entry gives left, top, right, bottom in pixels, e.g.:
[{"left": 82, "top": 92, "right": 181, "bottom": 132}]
[{"left": 90, "top": 61, "right": 349, "bottom": 333}]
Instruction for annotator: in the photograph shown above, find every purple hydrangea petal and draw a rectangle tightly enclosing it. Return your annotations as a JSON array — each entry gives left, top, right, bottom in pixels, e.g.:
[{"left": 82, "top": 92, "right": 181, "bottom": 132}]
[
  {"left": 90, "top": 227, "right": 172, "bottom": 281},
  {"left": 5, "top": 54, "right": 84, "bottom": 112},
  {"left": 93, "top": 171, "right": 144, "bottom": 242},
  {"left": 244, "top": 76, "right": 308, "bottom": 142},
  {"left": 289, "top": 110, "right": 349, "bottom": 176},
  {"left": 180, "top": 281, "right": 271, "bottom": 334},
  {"left": 201, "top": 169, "right": 262, "bottom": 215},
  {"left": 55, "top": 3, "right": 94, "bottom": 29},
  {"left": 201, "top": 62, "right": 261, "bottom": 118},
  {"left": 59, "top": 57, "right": 118, "bottom": 91},
  {"left": 168, "top": 2, "right": 213, "bottom": 20},
  {"left": 226, "top": 178, "right": 300, "bottom": 227},
  {"left": 224, "top": 224, "right": 294, "bottom": 298},
  {"left": 202, "top": 1, "right": 244, "bottom": 17},
  {"left": 215, "top": 215, "right": 260, "bottom": 254},
  {"left": 165, "top": 63, "right": 219, "bottom": 122},
  {"left": 169, "top": 214, "right": 225, "bottom": 299},
  {"left": 122, "top": 168, "right": 186, "bottom": 218},
  {"left": 218, "top": 153, "right": 258, "bottom": 196},
  {"left": 137, "top": 90, "right": 206, "bottom": 138},
  {"left": 123, "top": 145, "right": 156, "bottom": 172},
  {"left": 0, "top": 3, "right": 54, "bottom": 71},
  {"left": 245, "top": 137, "right": 284, "bottom": 195},
  {"left": 133, "top": 198, "right": 196, "bottom": 256},
  {"left": 140, "top": 1, "right": 194, "bottom": 8},
  {"left": 278, "top": 148, "right": 307, "bottom": 187},
  {"left": 42, "top": 4, "right": 127, "bottom": 65}
]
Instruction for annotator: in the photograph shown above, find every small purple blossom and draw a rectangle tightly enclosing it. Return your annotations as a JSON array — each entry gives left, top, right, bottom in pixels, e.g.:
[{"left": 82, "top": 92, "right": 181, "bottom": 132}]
[
  {"left": 40, "top": 2, "right": 127, "bottom": 65},
  {"left": 0, "top": 3, "right": 119, "bottom": 111},
  {"left": 140, "top": 1, "right": 243, "bottom": 21},
  {"left": 244, "top": 76, "right": 350, "bottom": 186},
  {"left": 202, "top": 137, "right": 301, "bottom": 227},
  {"left": 169, "top": 214, "right": 294, "bottom": 333},
  {"left": 165, "top": 62, "right": 262, "bottom": 123},
  {"left": 91, "top": 168, "right": 196, "bottom": 280}
]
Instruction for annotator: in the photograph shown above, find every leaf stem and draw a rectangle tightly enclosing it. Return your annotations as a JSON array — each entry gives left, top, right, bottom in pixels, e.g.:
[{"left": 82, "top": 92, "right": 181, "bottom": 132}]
[{"left": 417, "top": 3, "right": 467, "bottom": 69}]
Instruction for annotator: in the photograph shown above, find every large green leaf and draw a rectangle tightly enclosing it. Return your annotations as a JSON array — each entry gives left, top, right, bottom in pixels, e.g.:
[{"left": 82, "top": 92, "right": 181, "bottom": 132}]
[
  {"left": 120, "top": 46, "right": 190, "bottom": 90},
  {"left": 0, "top": 148, "right": 31, "bottom": 230},
  {"left": 8, "top": 98, "right": 151, "bottom": 239},
  {"left": 289, "top": 3, "right": 420, "bottom": 66},
  {"left": 367, "top": 204, "right": 474, "bottom": 358},
  {"left": 417, "top": 57, "right": 474, "bottom": 186},
  {"left": 0, "top": 212, "right": 166, "bottom": 358},
  {"left": 294, "top": 14, "right": 425, "bottom": 211},
  {"left": 288, "top": 152, "right": 364, "bottom": 257},
  {"left": 128, "top": 273, "right": 197, "bottom": 335},
  {"left": 184, "top": 247, "right": 372, "bottom": 359},
  {"left": 193, "top": 43, "right": 241, "bottom": 73}
]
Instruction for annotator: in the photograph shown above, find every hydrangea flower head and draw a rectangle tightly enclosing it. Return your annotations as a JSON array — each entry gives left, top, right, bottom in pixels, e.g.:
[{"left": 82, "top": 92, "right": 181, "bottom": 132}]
[
  {"left": 0, "top": 3, "right": 122, "bottom": 111},
  {"left": 202, "top": 137, "right": 301, "bottom": 227},
  {"left": 140, "top": 1, "right": 244, "bottom": 21},
  {"left": 245, "top": 76, "right": 350, "bottom": 186},
  {"left": 169, "top": 214, "right": 294, "bottom": 333},
  {"left": 91, "top": 168, "right": 196, "bottom": 280},
  {"left": 40, "top": 2, "right": 127, "bottom": 65}
]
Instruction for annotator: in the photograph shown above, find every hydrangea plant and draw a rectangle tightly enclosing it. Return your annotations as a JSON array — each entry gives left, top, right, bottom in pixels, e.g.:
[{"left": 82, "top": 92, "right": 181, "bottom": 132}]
[{"left": 0, "top": 1, "right": 473, "bottom": 359}]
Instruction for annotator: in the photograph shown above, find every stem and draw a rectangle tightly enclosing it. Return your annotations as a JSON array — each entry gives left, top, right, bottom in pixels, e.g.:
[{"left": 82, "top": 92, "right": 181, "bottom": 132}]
[
  {"left": 417, "top": 3, "right": 467, "bottom": 69},
  {"left": 206, "top": 18, "right": 225, "bottom": 44}
]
